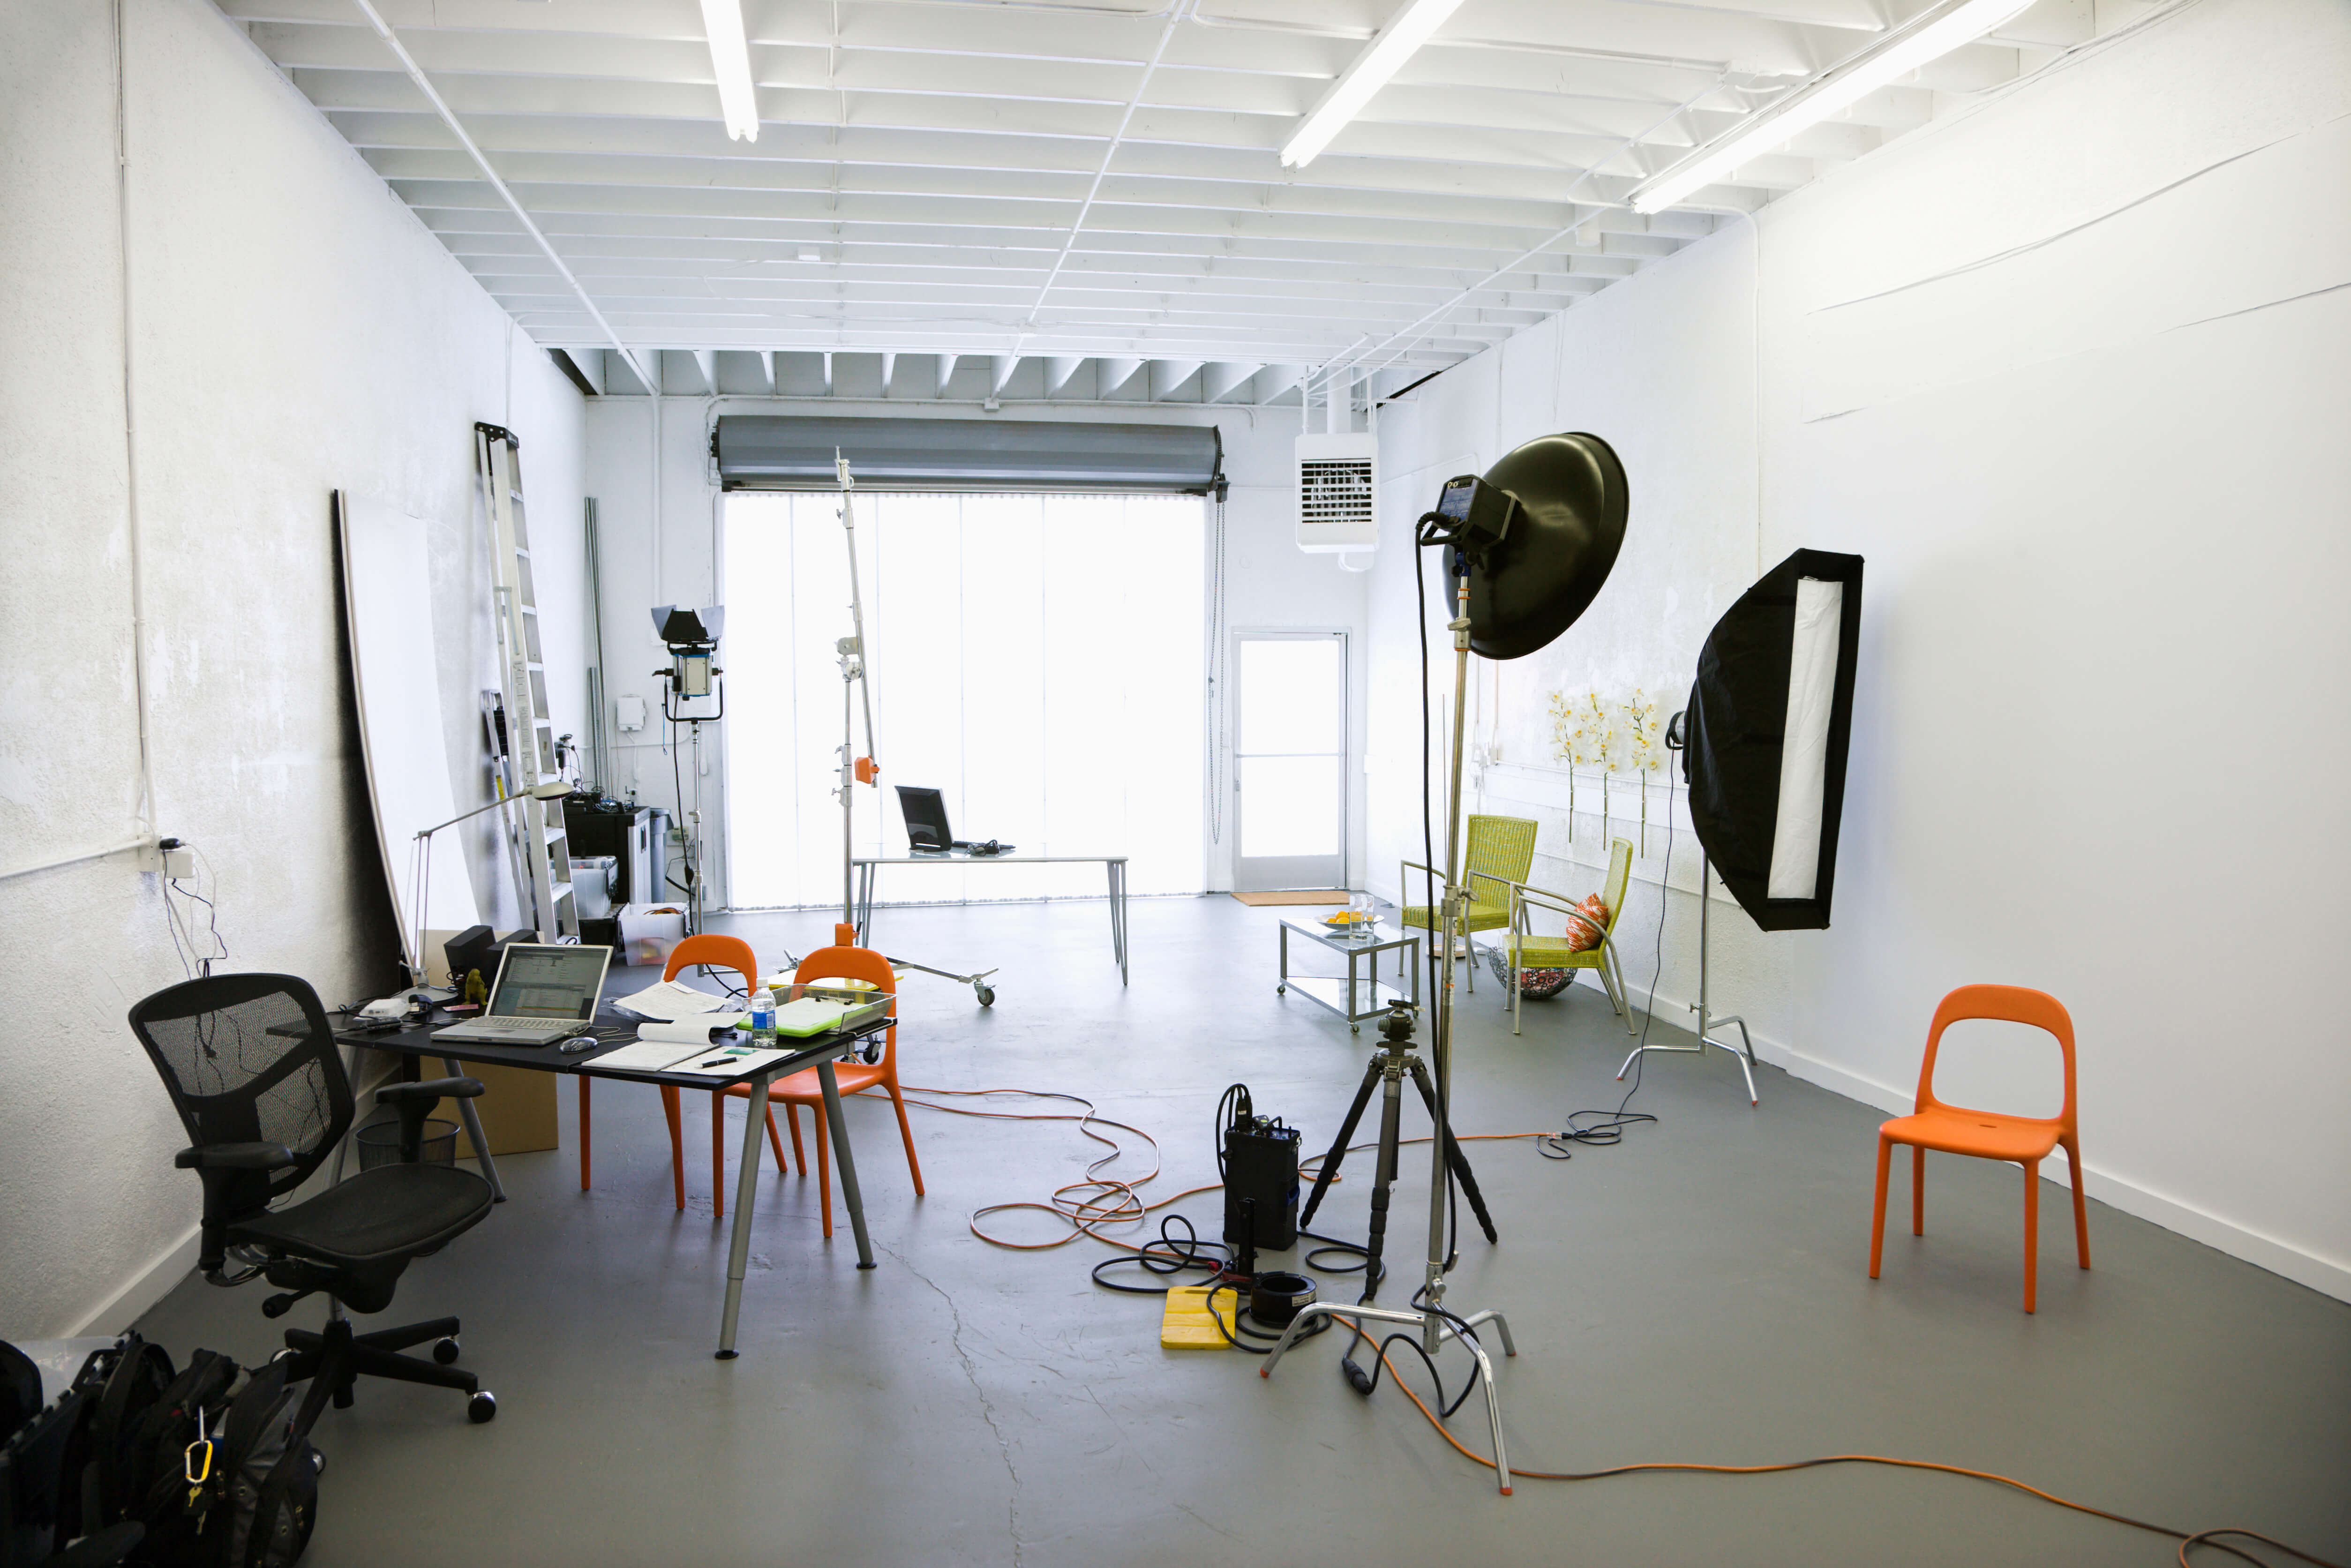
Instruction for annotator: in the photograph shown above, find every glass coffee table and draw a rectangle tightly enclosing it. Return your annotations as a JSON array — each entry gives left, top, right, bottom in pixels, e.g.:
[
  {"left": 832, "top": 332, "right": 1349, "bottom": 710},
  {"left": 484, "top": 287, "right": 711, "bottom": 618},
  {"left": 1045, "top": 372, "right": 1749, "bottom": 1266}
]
[{"left": 1276, "top": 916, "right": 1420, "bottom": 1032}]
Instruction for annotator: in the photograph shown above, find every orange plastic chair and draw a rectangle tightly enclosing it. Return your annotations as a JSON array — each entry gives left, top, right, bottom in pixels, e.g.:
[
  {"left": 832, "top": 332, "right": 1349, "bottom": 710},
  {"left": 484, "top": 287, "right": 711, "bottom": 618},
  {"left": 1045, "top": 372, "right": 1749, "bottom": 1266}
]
[
  {"left": 576, "top": 934, "right": 783, "bottom": 1212},
  {"left": 1869, "top": 984, "right": 2090, "bottom": 1313},
  {"left": 714, "top": 924, "right": 924, "bottom": 1237}
]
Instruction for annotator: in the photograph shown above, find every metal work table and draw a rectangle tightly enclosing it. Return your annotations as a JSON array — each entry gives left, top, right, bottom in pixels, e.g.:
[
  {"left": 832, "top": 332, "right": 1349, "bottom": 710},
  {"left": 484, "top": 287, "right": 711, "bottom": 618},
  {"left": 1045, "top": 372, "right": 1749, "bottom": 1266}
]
[
  {"left": 851, "top": 852, "right": 1129, "bottom": 984},
  {"left": 330, "top": 992, "right": 889, "bottom": 1359},
  {"left": 1276, "top": 916, "right": 1420, "bottom": 1032}
]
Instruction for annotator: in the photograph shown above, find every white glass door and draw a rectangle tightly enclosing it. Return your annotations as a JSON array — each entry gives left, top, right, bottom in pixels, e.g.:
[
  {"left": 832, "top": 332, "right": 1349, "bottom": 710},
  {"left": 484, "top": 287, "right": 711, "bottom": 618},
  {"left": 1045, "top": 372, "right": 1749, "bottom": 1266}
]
[{"left": 1232, "top": 630, "right": 1346, "bottom": 892}]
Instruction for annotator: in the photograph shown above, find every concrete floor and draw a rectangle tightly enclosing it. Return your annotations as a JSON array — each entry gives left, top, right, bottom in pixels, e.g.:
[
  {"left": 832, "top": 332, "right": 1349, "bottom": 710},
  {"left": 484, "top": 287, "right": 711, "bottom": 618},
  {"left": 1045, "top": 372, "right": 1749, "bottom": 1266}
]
[{"left": 138, "top": 896, "right": 2350, "bottom": 1567}]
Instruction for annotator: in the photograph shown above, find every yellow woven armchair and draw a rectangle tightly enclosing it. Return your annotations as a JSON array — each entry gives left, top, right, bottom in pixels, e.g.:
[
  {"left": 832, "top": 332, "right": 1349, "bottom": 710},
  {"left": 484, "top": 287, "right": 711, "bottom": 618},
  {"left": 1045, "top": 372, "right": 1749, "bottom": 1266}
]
[
  {"left": 1398, "top": 814, "right": 1538, "bottom": 993},
  {"left": 1491, "top": 836, "right": 1637, "bottom": 1037}
]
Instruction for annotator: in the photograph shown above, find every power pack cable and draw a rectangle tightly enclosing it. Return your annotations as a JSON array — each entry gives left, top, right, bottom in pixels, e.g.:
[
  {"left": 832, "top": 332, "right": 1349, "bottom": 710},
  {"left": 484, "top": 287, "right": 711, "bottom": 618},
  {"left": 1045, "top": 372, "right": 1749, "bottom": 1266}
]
[{"left": 1361, "top": 1341, "right": 2340, "bottom": 1568}]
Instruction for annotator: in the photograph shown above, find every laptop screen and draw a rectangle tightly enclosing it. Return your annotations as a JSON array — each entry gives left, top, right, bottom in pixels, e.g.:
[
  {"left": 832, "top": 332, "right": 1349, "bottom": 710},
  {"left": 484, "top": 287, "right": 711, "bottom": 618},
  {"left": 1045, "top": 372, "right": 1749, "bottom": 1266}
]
[{"left": 488, "top": 944, "right": 610, "bottom": 1020}]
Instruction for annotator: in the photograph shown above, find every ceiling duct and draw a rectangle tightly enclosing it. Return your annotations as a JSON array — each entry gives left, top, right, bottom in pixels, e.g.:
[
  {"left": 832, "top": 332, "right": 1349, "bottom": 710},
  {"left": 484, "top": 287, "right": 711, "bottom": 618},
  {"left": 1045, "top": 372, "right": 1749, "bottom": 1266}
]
[{"left": 714, "top": 416, "right": 1224, "bottom": 494}]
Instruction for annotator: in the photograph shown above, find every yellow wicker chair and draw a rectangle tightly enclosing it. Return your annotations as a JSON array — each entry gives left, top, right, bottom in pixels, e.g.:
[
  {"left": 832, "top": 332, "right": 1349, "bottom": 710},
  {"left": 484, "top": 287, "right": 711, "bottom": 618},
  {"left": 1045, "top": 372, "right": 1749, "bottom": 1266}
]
[
  {"left": 1492, "top": 836, "right": 1637, "bottom": 1036},
  {"left": 1399, "top": 814, "right": 1538, "bottom": 993}
]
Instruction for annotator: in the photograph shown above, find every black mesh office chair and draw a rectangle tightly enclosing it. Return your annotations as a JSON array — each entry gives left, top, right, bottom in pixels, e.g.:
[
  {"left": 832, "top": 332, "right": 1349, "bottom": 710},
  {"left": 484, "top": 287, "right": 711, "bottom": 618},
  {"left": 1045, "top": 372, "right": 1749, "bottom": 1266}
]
[{"left": 128, "top": 974, "right": 500, "bottom": 1430}]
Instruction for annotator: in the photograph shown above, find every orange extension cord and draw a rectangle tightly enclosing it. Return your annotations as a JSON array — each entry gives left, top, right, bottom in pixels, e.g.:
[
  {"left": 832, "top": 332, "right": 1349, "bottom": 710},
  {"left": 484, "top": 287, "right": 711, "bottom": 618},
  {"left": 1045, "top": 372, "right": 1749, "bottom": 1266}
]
[{"left": 862, "top": 1086, "right": 2339, "bottom": 1568}]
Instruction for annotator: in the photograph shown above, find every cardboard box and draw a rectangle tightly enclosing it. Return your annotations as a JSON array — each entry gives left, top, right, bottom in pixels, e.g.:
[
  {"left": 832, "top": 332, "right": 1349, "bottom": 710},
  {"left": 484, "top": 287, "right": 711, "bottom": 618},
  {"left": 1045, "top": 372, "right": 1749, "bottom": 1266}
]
[{"left": 417, "top": 929, "right": 560, "bottom": 1157}]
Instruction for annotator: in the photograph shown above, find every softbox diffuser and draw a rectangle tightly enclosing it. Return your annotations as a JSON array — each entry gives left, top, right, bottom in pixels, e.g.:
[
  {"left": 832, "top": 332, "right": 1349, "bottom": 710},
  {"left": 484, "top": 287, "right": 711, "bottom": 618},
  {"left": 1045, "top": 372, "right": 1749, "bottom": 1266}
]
[{"left": 1683, "top": 549, "right": 1864, "bottom": 931}]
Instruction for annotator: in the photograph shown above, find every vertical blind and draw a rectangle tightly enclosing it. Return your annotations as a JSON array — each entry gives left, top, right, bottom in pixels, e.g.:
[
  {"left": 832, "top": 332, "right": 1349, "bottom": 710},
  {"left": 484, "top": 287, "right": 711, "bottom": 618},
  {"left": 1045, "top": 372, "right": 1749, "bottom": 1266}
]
[{"left": 723, "top": 491, "right": 1207, "bottom": 909}]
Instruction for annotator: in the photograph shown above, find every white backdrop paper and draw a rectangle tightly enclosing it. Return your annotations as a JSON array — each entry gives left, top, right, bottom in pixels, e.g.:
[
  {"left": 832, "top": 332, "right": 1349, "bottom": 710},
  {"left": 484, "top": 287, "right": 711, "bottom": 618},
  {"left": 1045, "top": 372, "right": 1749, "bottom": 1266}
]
[{"left": 338, "top": 492, "right": 481, "bottom": 962}]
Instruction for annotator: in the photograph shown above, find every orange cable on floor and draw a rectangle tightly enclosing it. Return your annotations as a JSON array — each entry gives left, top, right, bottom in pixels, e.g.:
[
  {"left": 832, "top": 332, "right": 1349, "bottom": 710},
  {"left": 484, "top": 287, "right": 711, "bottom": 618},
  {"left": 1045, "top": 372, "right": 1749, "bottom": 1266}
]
[{"left": 855, "top": 1088, "right": 2336, "bottom": 1568}]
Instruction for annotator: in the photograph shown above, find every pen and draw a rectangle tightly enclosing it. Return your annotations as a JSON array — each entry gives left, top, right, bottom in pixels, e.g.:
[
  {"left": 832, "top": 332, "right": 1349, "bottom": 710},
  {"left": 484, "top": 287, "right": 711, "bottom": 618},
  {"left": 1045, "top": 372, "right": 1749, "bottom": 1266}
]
[{"left": 698, "top": 1055, "right": 732, "bottom": 1068}]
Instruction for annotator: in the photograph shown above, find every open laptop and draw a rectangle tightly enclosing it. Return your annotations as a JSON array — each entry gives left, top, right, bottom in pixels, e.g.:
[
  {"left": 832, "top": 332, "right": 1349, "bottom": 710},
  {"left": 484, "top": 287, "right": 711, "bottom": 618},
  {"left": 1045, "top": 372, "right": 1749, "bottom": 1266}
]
[
  {"left": 433, "top": 942, "right": 612, "bottom": 1046},
  {"left": 895, "top": 785, "right": 1014, "bottom": 855},
  {"left": 895, "top": 785, "right": 963, "bottom": 852}
]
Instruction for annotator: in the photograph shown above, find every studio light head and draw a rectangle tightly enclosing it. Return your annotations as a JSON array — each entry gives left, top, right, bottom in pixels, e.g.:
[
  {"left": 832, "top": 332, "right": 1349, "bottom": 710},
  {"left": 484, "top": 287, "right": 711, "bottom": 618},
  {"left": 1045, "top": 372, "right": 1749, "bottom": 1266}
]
[
  {"left": 1417, "top": 433, "right": 1628, "bottom": 660},
  {"left": 651, "top": 604, "right": 725, "bottom": 717}
]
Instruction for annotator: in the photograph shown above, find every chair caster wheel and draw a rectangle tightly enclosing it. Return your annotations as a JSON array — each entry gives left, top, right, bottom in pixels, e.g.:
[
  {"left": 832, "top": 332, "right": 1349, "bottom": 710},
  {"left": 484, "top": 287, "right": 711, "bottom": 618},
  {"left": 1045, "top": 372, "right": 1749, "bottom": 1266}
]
[
  {"left": 433, "top": 1337, "right": 461, "bottom": 1365},
  {"left": 975, "top": 986, "right": 995, "bottom": 1007},
  {"left": 467, "top": 1391, "right": 497, "bottom": 1424},
  {"left": 1276, "top": 984, "right": 1286, "bottom": 995},
  {"left": 1351, "top": 1025, "right": 1360, "bottom": 1034}
]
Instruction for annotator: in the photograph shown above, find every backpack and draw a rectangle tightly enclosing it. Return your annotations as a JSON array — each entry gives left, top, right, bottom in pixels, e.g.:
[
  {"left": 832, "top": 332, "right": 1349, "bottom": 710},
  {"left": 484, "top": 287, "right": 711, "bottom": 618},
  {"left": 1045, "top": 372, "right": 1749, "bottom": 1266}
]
[{"left": 117, "top": 1355, "right": 316, "bottom": 1568}]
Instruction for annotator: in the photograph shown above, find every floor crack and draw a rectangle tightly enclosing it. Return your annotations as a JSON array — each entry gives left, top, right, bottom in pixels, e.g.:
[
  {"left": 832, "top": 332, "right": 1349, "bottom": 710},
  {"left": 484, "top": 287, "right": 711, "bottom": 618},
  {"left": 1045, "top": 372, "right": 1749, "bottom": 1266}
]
[{"left": 881, "top": 1244, "right": 1022, "bottom": 1566}]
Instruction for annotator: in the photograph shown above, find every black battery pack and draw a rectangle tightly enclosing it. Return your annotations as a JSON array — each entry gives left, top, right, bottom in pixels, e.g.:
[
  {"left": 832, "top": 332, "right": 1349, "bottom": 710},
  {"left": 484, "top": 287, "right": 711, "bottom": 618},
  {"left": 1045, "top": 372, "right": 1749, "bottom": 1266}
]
[{"left": 1223, "top": 1118, "right": 1301, "bottom": 1252}]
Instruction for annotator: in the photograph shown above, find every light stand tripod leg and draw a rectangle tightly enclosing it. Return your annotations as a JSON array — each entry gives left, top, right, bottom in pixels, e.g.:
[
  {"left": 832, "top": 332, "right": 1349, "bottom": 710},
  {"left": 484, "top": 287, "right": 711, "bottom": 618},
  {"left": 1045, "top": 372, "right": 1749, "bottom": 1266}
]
[
  {"left": 1299, "top": 1053, "right": 1384, "bottom": 1230},
  {"left": 1260, "top": 1301, "right": 1425, "bottom": 1375},
  {"left": 1360, "top": 1061, "right": 1405, "bottom": 1300},
  {"left": 1408, "top": 1058, "right": 1497, "bottom": 1245}
]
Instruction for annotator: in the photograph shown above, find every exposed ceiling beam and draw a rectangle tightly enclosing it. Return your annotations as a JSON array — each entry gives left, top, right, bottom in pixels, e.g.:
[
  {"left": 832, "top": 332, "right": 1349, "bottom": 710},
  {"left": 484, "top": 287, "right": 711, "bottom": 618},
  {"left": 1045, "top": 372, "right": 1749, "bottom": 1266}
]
[{"left": 339, "top": 0, "right": 649, "bottom": 390}]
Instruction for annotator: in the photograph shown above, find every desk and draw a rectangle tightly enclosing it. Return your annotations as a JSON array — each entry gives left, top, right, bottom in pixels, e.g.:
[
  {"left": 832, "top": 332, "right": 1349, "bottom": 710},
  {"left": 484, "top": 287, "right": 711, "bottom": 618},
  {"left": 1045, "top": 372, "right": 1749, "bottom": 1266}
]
[
  {"left": 852, "top": 853, "right": 1129, "bottom": 984},
  {"left": 331, "top": 1000, "right": 888, "bottom": 1359}
]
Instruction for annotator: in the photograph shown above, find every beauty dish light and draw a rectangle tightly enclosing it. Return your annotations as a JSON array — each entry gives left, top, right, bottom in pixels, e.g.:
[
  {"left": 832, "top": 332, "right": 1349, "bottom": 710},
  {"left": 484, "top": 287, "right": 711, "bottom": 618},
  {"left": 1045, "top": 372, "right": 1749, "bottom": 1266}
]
[
  {"left": 699, "top": 0, "right": 760, "bottom": 143},
  {"left": 1279, "top": 0, "right": 1468, "bottom": 170},
  {"left": 1630, "top": 0, "right": 2039, "bottom": 214}
]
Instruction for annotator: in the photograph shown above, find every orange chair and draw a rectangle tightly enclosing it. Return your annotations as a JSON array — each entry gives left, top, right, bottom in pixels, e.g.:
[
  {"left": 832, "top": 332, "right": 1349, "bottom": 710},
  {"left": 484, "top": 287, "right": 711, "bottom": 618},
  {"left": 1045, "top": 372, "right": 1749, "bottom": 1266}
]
[
  {"left": 576, "top": 933, "right": 783, "bottom": 1212},
  {"left": 1869, "top": 984, "right": 2090, "bottom": 1313},
  {"left": 714, "top": 925, "right": 923, "bottom": 1237}
]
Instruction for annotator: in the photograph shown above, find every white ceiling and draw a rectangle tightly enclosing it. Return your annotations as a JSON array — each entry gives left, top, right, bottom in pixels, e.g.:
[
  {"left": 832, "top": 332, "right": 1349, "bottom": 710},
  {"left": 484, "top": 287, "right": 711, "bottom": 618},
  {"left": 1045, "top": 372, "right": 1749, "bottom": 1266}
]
[{"left": 221, "top": 0, "right": 2150, "bottom": 401}]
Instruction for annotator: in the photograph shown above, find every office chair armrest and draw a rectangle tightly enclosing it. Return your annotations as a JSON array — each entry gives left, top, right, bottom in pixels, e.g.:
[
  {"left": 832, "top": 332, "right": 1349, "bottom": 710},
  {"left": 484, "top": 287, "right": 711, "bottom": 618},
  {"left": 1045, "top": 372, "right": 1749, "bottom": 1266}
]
[
  {"left": 175, "top": 1141, "right": 297, "bottom": 1171},
  {"left": 377, "top": 1076, "right": 486, "bottom": 1102}
]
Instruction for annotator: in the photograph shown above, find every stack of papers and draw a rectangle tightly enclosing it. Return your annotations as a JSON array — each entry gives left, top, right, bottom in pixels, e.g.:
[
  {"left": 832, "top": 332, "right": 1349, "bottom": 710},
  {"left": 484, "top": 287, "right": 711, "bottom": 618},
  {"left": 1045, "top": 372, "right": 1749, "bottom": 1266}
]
[
  {"left": 586, "top": 1039, "right": 793, "bottom": 1078},
  {"left": 611, "top": 979, "right": 742, "bottom": 1022}
]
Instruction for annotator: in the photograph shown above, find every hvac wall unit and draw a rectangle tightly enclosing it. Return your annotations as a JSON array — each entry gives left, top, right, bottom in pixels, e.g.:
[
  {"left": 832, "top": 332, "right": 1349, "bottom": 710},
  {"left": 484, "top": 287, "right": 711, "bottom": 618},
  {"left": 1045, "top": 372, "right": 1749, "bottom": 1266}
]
[{"left": 1294, "top": 433, "right": 1378, "bottom": 570}]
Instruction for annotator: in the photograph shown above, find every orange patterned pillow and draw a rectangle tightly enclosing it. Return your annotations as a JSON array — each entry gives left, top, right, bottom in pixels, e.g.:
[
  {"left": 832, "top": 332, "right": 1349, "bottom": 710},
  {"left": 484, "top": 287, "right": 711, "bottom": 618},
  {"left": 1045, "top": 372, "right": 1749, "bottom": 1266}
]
[{"left": 1565, "top": 895, "right": 1611, "bottom": 952}]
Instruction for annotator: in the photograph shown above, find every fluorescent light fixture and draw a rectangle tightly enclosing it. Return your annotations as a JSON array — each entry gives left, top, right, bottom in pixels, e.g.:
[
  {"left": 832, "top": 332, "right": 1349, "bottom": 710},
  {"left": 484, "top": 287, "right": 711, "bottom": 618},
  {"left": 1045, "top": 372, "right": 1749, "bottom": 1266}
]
[
  {"left": 1630, "top": 0, "right": 2036, "bottom": 214},
  {"left": 699, "top": 0, "right": 759, "bottom": 143},
  {"left": 1279, "top": 0, "right": 1466, "bottom": 170}
]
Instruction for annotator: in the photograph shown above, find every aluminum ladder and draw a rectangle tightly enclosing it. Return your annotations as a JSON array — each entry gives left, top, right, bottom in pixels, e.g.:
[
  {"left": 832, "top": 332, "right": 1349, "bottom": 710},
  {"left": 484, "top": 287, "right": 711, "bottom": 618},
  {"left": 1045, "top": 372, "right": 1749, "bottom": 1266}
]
[{"left": 475, "top": 421, "right": 579, "bottom": 943}]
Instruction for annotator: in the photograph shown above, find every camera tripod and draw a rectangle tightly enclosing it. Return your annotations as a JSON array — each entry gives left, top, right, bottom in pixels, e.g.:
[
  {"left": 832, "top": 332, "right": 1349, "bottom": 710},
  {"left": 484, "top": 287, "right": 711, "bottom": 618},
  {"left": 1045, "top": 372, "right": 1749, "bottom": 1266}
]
[
  {"left": 1262, "top": 999, "right": 1517, "bottom": 1490},
  {"left": 1298, "top": 1005, "right": 1499, "bottom": 1287}
]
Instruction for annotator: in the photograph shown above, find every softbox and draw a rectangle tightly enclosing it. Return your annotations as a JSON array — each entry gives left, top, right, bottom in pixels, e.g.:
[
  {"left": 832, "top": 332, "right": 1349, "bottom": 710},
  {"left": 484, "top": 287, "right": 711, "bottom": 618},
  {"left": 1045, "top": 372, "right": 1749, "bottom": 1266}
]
[{"left": 1683, "top": 549, "right": 1863, "bottom": 931}]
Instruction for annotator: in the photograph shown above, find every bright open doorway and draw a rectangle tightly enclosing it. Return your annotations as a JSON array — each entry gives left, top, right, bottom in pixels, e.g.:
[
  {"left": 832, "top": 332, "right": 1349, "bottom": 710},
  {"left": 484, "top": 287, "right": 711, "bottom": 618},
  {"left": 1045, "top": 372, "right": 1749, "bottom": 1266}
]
[{"left": 721, "top": 490, "right": 1207, "bottom": 911}]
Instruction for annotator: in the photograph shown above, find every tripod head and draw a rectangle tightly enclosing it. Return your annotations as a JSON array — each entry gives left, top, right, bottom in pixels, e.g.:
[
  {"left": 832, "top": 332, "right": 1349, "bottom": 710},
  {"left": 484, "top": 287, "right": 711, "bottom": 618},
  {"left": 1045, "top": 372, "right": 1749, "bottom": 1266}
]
[{"left": 1376, "top": 999, "right": 1420, "bottom": 1051}]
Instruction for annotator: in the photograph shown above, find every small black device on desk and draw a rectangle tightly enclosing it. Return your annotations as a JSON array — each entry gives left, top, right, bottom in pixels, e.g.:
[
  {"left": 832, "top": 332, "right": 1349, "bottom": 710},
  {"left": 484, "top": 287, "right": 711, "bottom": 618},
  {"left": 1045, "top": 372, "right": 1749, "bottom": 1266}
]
[{"left": 894, "top": 784, "right": 1014, "bottom": 855}]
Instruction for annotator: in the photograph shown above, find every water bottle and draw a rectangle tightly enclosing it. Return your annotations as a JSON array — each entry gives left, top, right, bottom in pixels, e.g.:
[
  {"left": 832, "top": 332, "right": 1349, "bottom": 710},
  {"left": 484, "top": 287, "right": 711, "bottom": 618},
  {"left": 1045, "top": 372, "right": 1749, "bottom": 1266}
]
[{"left": 750, "top": 986, "right": 775, "bottom": 1043}]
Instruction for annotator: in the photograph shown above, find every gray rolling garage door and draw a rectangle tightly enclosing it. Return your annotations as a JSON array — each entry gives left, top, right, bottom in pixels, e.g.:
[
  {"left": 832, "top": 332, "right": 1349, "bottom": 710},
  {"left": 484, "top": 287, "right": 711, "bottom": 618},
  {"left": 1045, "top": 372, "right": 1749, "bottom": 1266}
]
[{"left": 714, "top": 416, "right": 1224, "bottom": 494}]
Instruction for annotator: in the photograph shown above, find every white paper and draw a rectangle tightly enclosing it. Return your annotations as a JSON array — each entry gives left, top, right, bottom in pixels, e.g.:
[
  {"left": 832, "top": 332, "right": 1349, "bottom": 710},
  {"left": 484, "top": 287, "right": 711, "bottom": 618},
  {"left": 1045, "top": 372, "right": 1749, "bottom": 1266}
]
[
  {"left": 636, "top": 1017, "right": 745, "bottom": 1046},
  {"left": 583, "top": 1038, "right": 719, "bottom": 1074},
  {"left": 610, "top": 979, "right": 741, "bottom": 1021},
  {"left": 662, "top": 1048, "right": 793, "bottom": 1079}
]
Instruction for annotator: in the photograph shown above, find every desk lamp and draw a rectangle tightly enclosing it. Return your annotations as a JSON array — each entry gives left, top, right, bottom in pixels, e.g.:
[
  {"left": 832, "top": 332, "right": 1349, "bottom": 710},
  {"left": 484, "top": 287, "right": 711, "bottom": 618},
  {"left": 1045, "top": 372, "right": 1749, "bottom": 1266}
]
[{"left": 406, "top": 780, "right": 573, "bottom": 985}]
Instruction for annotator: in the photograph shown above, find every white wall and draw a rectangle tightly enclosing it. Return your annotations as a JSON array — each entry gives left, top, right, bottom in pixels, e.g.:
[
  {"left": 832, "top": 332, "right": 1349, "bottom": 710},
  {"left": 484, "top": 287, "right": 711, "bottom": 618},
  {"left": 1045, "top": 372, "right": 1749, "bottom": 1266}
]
[
  {"left": 580, "top": 397, "right": 1370, "bottom": 906},
  {"left": 0, "top": 0, "right": 586, "bottom": 1338},
  {"left": 1367, "top": 0, "right": 2351, "bottom": 1299}
]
